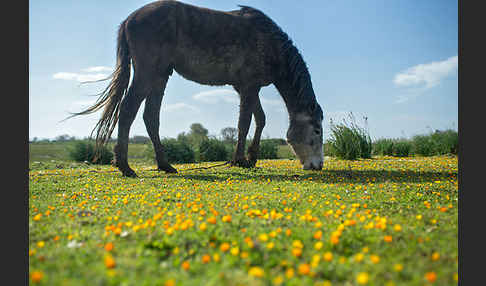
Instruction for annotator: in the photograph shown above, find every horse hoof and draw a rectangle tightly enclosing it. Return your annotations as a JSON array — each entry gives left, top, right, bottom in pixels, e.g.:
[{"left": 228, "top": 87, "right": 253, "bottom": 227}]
[
  {"left": 231, "top": 159, "right": 251, "bottom": 168},
  {"left": 164, "top": 168, "right": 178, "bottom": 174},
  {"left": 121, "top": 169, "right": 137, "bottom": 177},
  {"left": 159, "top": 165, "right": 178, "bottom": 173}
]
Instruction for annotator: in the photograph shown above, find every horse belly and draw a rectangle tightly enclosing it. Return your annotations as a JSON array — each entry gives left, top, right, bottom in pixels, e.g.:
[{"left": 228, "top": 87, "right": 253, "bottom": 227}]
[{"left": 173, "top": 45, "right": 246, "bottom": 86}]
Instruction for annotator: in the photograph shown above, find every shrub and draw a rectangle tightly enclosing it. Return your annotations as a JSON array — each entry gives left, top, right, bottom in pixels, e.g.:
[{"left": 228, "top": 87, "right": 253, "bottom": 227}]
[
  {"left": 69, "top": 141, "right": 113, "bottom": 164},
  {"left": 412, "top": 134, "right": 437, "bottom": 156},
  {"left": 328, "top": 114, "right": 372, "bottom": 160},
  {"left": 373, "top": 138, "right": 394, "bottom": 156},
  {"left": 144, "top": 138, "right": 195, "bottom": 164},
  {"left": 411, "top": 129, "right": 458, "bottom": 156},
  {"left": 257, "top": 140, "right": 279, "bottom": 159},
  {"left": 199, "top": 139, "right": 228, "bottom": 162},
  {"left": 391, "top": 140, "right": 412, "bottom": 157},
  {"left": 430, "top": 130, "right": 458, "bottom": 155},
  {"left": 329, "top": 124, "right": 361, "bottom": 160},
  {"left": 373, "top": 138, "right": 412, "bottom": 157}
]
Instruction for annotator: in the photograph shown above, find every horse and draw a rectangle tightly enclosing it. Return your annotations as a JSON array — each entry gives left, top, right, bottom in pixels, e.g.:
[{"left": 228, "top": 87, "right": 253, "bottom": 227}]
[{"left": 73, "top": 0, "right": 324, "bottom": 177}]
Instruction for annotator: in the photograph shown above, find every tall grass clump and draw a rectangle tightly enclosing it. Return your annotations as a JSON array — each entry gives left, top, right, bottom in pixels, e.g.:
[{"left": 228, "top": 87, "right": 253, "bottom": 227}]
[
  {"left": 68, "top": 141, "right": 113, "bottom": 164},
  {"left": 373, "top": 138, "right": 412, "bottom": 157},
  {"left": 328, "top": 113, "right": 372, "bottom": 160},
  {"left": 412, "top": 129, "right": 458, "bottom": 156},
  {"left": 392, "top": 140, "right": 412, "bottom": 157},
  {"left": 372, "top": 138, "right": 394, "bottom": 156}
]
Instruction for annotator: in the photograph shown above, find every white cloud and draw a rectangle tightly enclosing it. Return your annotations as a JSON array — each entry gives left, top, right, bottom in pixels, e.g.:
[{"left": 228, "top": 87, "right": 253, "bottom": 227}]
[
  {"left": 393, "top": 55, "right": 458, "bottom": 89},
  {"left": 192, "top": 89, "right": 238, "bottom": 104},
  {"left": 53, "top": 66, "right": 113, "bottom": 82},
  {"left": 53, "top": 72, "right": 109, "bottom": 82},
  {"left": 82, "top": 66, "right": 113, "bottom": 73}
]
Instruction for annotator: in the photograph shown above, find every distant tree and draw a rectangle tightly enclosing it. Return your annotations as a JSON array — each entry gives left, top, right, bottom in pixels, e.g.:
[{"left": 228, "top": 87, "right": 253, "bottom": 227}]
[
  {"left": 221, "top": 127, "right": 238, "bottom": 145},
  {"left": 187, "top": 123, "right": 209, "bottom": 148},
  {"left": 177, "top": 132, "right": 190, "bottom": 144},
  {"left": 130, "top": 135, "right": 150, "bottom": 144},
  {"left": 55, "top": 134, "right": 75, "bottom": 142},
  {"left": 190, "top": 123, "right": 209, "bottom": 137}
]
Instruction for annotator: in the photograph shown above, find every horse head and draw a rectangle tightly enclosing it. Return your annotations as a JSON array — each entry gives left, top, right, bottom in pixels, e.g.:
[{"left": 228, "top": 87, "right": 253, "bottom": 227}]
[{"left": 286, "top": 103, "right": 324, "bottom": 170}]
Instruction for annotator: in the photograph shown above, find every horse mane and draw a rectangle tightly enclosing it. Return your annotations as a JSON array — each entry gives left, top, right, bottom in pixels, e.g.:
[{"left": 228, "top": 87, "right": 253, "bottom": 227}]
[{"left": 237, "top": 5, "right": 319, "bottom": 113}]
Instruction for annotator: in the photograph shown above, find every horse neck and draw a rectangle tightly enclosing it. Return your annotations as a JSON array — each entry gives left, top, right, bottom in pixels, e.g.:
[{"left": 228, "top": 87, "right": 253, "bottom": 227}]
[{"left": 274, "top": 76, "right": 316, "bottom": 118}]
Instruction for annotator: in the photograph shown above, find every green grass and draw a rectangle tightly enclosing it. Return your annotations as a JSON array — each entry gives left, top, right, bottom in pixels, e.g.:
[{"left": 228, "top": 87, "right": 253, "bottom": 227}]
[
  {"left": 29, "top": 148, "right": 457, "bottom": 285},
  {"left": 30, "top": 142, "right": 150, "bottom": 163}
]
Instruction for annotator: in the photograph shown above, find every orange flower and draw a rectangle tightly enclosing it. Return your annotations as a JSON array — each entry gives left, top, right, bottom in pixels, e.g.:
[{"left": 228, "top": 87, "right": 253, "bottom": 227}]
[
  {"left": 104, "top": 242, "right": 114, "bottom": 252},
  {"left": 370, "top": 254, "right": 380, "bottom": 264},
  {"left": 298, "top": 263, "right": 310, "bottom": 275},
  {"left": 292, "top": 248, "right": 302, "bottom": 257},
  {"left": 104, "top": 255, "right": 116, "bottom": 268},
  {"left": 202, "top": 254, "right": 211, "bottom": 263},
  {"left": 199, "top": 222, "right": 207, "bottom": 231},
  {"left": 248, "top": 266, "right": 264, "bottom": 277},
  {"left": 425, "top": 271, "right": 437, "bottom": 283},
  {"left": 207, "top": 217, "right": 217, "bottom": 224},
  {"left": 431, "top": 252, "right": 440, "bottom": 261},
  {"left": 220, "top": 242, "right": 230, "bottom": 252},
  {"left": 323, "top": 251, "right": 333, "bottom": 262},
  {"left": 313, "top": 230, "right": 323, "bottom": 240},
  {"left": 30, "top": 271, "right": 44, "bottom": 283},
  {"left": 384, "top": 235, "right": 393, "bottom": 243},
  {"left": 164, "top": 279, "right": 176, "bottom": 286},
  {"left": 330, "top": 235, "right": 339, "bottom": 245},
  {"left": 181, "top": 261, "right": 190, "bottom": 270},
  {"left": 222, "top": 215, "right": 232, "bottom": 223}
]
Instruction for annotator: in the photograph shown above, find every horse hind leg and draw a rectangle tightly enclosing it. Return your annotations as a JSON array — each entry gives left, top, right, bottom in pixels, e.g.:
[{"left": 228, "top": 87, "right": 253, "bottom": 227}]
[
  {"left": 231, "top": 86, "right": 260, "bottom": 168},
  {"left": 247, "top": 97, "right": 266, "bottom": 167},
  {"left": 143, "top": 75, "right": 177, "bottom": 173},
  {"left": 114, "top": 74, "right": 147, "bottom": 177}
]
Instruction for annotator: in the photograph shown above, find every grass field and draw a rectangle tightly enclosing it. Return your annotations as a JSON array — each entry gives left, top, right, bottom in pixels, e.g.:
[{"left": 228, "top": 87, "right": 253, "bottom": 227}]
[{"left": 29, "top": 152, "right": 458, "bottom": 285}]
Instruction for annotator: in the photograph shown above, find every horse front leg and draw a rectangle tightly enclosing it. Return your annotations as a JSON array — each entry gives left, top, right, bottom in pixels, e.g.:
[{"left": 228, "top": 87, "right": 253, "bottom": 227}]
[
  {"left": 247, "top": 98, "right": 265, "bottom": 167},
  {"left": 231, "top": 87, "right": 259, "bottom": 168},
  {"left": 143, "top": 77, "right": 177, "bottom": 174}
]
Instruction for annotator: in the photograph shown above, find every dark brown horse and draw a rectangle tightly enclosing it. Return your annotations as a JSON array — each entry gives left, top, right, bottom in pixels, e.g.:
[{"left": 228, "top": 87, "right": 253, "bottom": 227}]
[{"left": 74, "top": 0, "right": 324, "bottom": 177}]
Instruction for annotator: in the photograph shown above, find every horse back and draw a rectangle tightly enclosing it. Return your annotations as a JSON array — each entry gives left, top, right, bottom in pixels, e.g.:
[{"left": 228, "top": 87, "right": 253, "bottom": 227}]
[{"left": 125, "top": 0, "right": 275, "bottom": 87}]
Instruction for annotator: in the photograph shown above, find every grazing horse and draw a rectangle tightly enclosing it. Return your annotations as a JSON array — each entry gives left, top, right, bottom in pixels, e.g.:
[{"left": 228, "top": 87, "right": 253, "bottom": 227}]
[{"left": 74, "top": 0, "right": 324, "bottom": 177}]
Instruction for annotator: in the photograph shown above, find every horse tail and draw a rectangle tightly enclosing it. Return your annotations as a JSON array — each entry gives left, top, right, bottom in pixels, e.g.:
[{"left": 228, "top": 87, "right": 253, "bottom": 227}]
[{"left": 72, "top": 20, "right": 131, "bottom": 153}]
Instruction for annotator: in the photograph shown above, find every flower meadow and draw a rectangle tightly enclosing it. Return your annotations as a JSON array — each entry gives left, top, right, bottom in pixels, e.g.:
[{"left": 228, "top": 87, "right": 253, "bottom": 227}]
[{"left": 29, "top": 156, "right": 458, "bottom": 285}]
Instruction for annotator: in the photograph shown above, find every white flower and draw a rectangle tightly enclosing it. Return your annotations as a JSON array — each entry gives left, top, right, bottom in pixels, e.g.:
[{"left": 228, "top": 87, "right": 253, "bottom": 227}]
[{"left": 67, "top": 240, "right": 83, "bottom": 248}]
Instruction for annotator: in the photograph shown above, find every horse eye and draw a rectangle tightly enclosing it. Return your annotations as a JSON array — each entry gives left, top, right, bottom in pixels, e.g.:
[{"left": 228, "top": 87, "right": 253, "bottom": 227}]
[{"left": 314, "top": 129, "right": 320, "bottom": 135}]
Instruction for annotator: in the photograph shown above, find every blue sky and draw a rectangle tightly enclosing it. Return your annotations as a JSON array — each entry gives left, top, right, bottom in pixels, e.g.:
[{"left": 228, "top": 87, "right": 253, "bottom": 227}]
[{"left": 29, "top": 0, "right": 458, "bottom": 141}]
